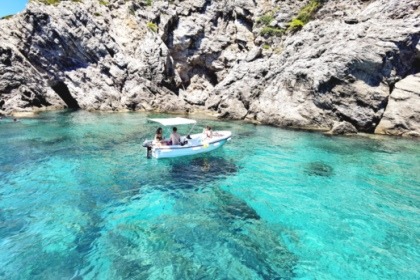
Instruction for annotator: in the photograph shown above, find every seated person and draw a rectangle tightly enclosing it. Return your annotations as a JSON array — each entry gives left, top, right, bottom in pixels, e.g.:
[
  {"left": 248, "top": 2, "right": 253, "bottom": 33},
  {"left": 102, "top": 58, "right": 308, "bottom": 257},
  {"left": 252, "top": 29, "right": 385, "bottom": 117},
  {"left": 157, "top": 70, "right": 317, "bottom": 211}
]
[
  {"left": 170, "top": 127, "right": 181, "bottom": 145},
  {"left": 203, "top": 126, "right": 213, "bottom": 139},
  {"left": 153, "top": 127, "right": 166, "bottom": 146}
]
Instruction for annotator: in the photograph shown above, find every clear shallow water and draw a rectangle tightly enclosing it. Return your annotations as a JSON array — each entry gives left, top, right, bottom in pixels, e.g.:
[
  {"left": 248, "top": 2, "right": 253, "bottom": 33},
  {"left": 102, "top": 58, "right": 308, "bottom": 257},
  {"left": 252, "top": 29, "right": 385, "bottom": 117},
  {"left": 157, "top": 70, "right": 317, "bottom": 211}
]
[{"left": 0, "top": 111, "right": 419, "bottom": 280}]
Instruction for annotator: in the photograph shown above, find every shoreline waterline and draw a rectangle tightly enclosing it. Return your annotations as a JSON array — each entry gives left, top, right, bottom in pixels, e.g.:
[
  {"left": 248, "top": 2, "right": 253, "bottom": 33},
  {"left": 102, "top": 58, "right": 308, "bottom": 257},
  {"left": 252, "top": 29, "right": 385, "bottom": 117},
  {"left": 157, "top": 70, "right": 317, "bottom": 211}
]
[{"left": 3, "top": 108, "right": 419, "bottom": 140}]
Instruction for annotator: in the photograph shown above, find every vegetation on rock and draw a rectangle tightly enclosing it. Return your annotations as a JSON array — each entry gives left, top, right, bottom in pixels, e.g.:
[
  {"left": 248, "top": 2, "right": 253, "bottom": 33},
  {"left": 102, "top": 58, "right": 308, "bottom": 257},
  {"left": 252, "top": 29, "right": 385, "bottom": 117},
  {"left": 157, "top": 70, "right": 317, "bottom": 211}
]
[
  {"left": 31, "top": 0, "right": 82, "bottom": 5},
  {"left": 297, "top": 0, "right": 322, "bottom": 23},
  {"left": 1, "top": 15, "right": 13, "bottom": 20},
  {"left": 257, "top": 13, "right": 274, "bottom": 26},
  {"left": 146, "top": 21, "right": 158, "bottom": 32},
  {"left": 288, "top": 0, "right": 323, "bottom": 32},
  {"left": 260, "top": 26, "right": 284, "bottom": 37},
  {"left": 257, "top": 12, "right": 284, "bottom": 37},
  {"left": 288, "top": 18, "right": 304, "bottom": 32},
  {"left": 31, "top": 0, "right": 61, "bottom": 5}
]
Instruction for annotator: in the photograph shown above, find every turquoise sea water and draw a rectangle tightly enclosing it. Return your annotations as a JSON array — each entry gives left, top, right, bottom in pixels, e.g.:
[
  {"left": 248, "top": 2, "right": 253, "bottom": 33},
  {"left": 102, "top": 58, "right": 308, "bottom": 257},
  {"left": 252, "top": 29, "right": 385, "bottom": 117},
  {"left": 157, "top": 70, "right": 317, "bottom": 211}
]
[{"left": 0, "top": 111, "right": 419, "bottom": 280}]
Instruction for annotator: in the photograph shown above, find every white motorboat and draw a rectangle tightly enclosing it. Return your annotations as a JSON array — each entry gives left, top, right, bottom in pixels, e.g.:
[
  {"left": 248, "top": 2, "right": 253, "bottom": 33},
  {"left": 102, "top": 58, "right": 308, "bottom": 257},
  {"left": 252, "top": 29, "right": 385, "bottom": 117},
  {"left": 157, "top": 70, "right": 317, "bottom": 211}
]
[{"left": 142, "top": 117, "right": 232, "bottom": 159}]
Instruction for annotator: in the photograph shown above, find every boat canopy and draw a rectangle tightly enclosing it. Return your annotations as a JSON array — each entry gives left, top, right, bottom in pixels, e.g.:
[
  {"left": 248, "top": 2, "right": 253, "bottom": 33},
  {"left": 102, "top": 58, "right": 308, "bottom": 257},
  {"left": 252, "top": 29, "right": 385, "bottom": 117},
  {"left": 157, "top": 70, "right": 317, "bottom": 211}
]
[{"left": 148, "top": 117, "right": 197, "bottom": 126}]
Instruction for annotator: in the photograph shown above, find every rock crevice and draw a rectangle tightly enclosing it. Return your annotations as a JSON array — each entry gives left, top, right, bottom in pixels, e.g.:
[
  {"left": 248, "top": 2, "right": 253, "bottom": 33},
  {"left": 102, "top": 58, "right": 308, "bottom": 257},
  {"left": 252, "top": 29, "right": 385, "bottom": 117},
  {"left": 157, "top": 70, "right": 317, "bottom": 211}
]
[{"left": 51, "top": 81, "right": 80, "bottom": 109}]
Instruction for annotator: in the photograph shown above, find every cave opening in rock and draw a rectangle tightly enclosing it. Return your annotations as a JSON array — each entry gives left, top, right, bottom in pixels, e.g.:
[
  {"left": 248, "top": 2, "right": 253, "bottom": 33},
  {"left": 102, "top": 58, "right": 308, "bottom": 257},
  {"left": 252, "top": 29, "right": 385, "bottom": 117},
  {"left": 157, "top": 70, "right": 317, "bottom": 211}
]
[{"left": 51, "top": 81, "right": 80, "bottom": 109}]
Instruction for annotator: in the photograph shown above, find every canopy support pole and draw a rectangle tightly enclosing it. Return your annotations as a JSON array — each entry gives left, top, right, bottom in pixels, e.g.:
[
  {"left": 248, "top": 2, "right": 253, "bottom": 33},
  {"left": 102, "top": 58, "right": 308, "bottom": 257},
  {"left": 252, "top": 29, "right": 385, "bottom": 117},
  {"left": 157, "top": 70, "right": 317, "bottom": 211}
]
[{"left": 187, "top": 123, "right": 196, "bottom": 137}]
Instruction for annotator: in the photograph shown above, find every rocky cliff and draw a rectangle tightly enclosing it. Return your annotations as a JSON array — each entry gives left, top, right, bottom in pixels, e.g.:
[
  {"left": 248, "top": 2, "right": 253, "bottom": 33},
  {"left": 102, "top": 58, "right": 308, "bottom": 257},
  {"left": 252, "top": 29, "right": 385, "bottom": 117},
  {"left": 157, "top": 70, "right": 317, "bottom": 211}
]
[{"left": 0, "top": 0, "right": 419, "bottom": 136}]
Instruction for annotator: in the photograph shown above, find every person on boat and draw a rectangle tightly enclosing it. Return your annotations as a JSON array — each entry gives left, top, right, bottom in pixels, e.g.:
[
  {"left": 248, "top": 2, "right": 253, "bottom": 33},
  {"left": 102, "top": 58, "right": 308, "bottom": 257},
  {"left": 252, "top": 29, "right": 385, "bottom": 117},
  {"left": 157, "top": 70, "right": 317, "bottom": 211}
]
[
  {"left": 170, "top": 127, "right": 181, "bottom": 145},
  {"left": 203, "top": 126, "right": 213, "bottom": 139},
  {"left": 153, "top": 127, "right": 166, "bottom": 146}
]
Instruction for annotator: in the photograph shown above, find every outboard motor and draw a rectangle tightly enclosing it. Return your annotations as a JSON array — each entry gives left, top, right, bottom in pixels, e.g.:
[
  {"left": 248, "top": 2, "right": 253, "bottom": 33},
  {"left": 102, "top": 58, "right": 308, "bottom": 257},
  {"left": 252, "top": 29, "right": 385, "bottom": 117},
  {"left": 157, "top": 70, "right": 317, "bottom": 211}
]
[{"left": 142, "top": 140, "right": 153, "bottom": 159}]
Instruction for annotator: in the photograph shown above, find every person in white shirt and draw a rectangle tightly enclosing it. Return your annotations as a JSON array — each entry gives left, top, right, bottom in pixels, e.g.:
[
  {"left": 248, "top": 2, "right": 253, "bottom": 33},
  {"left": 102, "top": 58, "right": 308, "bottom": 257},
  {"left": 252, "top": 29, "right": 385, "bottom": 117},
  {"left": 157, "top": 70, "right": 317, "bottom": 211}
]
[
  {"left": 203, "top": 126, "right": 213, "bottom": 139},
  {"left": 170, "top": 127, "right": 181, "bottom": 145}
]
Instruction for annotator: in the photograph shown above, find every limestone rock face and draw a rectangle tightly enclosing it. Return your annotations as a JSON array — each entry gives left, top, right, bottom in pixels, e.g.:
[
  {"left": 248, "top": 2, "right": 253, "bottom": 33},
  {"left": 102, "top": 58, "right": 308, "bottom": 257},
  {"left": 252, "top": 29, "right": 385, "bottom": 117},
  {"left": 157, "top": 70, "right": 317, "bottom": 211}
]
[
  {"left": 0, "top": 43, "right": 66, "bottom": 113},
  {"left": 0, "top": 0, "right": 189, "bottom": 114},
  {"left": 375, "top": 74, "right": 420, "bottom": 136},
  {"left": 0, "top": 0, "right": 419, "bottom": 136},
  {"left": 212, "top": 1, "right": 420, "bottom": 133},
  {"left": 326, "top": 121, "right": 358, "bottom": 135}
]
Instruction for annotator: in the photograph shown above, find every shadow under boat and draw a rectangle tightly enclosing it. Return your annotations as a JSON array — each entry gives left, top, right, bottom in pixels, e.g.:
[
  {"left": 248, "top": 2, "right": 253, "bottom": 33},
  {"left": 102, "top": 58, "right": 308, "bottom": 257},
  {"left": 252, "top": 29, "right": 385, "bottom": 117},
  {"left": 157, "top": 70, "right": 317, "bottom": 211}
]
[{"left": 166, "top": 155, "right": 239, "bottom": 190}]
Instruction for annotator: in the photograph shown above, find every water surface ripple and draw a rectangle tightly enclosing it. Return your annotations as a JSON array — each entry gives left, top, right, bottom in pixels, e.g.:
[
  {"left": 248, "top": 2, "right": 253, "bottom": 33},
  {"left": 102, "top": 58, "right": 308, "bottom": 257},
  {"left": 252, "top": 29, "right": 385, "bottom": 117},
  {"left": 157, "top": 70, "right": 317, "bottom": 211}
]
[{"left": 0, "top": 111, "right": 419, "bottom": 279}]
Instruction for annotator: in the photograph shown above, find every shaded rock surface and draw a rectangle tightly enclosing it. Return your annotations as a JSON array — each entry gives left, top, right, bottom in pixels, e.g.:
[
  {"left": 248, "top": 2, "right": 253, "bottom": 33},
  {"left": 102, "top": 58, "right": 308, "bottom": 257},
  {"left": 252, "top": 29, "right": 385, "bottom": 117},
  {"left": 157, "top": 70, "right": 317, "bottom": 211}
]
[
  {"left": 0, "top": 0, "right": 419, "bottom": 136},
  {"left": 375, "top": 74, "right": 420, "bottom": 136},
  {"left": 326, "top": 121, "right": 358, "bottom": 135}
]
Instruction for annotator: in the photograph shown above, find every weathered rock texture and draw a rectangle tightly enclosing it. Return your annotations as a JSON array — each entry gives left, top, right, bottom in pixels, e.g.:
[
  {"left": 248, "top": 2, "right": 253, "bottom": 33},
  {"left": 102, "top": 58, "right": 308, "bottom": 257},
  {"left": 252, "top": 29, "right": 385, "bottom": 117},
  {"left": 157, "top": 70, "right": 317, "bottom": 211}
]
[
  {"left": 375, "top": 74, "right": 420, "bottom": 136},
  {"left": 326, "top": 121, "right": 358, "bottom": 135},
  {"left": 0, "top": 0, "right": 419, "bottom": 136}
]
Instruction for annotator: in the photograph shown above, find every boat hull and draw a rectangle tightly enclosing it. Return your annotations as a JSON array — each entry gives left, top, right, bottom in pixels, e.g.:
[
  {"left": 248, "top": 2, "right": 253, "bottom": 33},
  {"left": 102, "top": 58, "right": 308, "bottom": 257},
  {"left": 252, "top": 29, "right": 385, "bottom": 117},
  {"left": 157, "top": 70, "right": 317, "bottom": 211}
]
[{"left": 150, "top": 131, "right": 231, "bottom": 159}]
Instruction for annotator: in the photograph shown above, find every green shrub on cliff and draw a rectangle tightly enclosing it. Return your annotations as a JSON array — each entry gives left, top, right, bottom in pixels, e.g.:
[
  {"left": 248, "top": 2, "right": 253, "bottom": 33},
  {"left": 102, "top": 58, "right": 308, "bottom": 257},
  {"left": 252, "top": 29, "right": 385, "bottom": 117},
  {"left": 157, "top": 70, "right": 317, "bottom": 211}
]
[
  {"left": 146, "top": 22, "right": 158, "bottom": 33},
  {"left": 32, "top": 0, "right": 61, "bottom": 4},
  {"left": 260, "top": 26, "right": 284, "bottom": 37},
  {"left": 257, "top": 12, "right": 284, "bottom": 37},
  {"left": 262, "top": 44, "right": 270, "bottom": 50},
  {"left": 257, "top": 13, "right": 274, "bottom": 26},
  {"left": 1, "top": 14, "right": 13, "bottom": 20},
  {"left": 296, "top": 0, "right": 321, "bottom": 23},
  {"left": 31, "top": 0, "right": 82, "bottom": 4},
  {"left": 288, "top": 18, "right": 304, "bottom": 32},
  {"left": 287, "top": 0, "right": 323, "bottom": 32}
]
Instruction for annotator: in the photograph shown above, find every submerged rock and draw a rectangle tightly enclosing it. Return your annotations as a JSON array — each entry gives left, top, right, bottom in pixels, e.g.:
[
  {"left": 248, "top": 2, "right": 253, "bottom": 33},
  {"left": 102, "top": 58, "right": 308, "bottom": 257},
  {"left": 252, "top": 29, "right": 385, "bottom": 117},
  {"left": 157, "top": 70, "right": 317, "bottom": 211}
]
[
  {"left": 304, "top": 161, "right": 334, "bottom": 177},
  {"left": 214, "top": 188, "right": 260, "bottom": 221}
]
